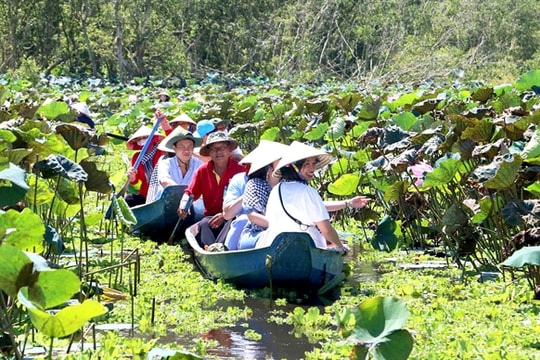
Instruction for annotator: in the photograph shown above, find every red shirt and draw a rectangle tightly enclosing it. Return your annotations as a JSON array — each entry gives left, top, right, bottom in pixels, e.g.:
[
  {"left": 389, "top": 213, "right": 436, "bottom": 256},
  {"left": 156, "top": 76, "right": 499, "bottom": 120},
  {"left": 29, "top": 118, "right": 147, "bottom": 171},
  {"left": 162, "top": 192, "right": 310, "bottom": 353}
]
[
  {"left": 186, "top": 158, "right": 246, "bottom": 216},
  {"left": 130, "top": 137, "right": 166, "bottom": 198}
]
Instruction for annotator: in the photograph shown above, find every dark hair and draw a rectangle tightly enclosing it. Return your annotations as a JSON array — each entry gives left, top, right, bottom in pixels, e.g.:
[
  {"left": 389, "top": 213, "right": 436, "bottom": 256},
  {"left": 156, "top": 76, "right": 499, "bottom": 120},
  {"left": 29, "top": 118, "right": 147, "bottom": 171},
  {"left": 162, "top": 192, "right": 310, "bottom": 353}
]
[{"left": 248, "top": 166, "right": 268, "bottom": 180}]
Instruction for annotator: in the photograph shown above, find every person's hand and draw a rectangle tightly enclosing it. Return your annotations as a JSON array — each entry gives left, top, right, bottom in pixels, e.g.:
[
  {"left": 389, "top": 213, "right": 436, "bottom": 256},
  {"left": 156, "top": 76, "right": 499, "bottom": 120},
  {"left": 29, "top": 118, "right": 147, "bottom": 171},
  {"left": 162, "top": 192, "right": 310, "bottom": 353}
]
[
  {"left": 177, "top": 206, "right": 189, "bottom": 219},
  {"left": 340, "top": 243, "right": 351, "bottom": 256},
  {"left": 126, "top": 167, "right": 137, "bottom": 182},
  {"left": 346, "top": 195, "right": 371, "bottom": 209},
  {"left": 209, "top": 213, "right": 225, "bottom": 229}
]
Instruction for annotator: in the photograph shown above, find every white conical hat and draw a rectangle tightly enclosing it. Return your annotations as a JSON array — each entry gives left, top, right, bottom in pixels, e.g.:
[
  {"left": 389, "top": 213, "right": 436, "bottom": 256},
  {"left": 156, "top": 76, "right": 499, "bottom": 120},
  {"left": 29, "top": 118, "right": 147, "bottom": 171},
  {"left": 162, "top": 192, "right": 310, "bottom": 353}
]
[
  {"left": 71, "top": 102, "right": 91, "bottom": 117},
  {"left": 240, "top": 140, "right": 289, "bottom": 175},
  {"left": 273, "top": 141, "right": 334, "bottom": 177}
]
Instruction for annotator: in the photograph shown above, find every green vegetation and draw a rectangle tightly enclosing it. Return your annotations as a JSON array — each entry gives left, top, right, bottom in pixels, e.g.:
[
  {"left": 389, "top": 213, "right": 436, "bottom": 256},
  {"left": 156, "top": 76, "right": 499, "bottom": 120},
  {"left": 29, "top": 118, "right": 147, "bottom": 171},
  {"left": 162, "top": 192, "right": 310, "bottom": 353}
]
[
  {"left": 0, "top": 0, "right": 539, "bottom": 83},
  {"left": 1, "top": 69, "right": 540, "bottom": 358}
]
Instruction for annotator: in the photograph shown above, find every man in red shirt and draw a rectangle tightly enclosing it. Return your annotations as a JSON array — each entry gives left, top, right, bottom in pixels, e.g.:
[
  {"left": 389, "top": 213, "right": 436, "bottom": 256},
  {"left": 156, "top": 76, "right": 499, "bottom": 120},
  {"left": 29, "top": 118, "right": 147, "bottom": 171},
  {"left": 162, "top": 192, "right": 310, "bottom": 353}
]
[{"left": 178, "top": 132, "right": 246, "bottom": 246}]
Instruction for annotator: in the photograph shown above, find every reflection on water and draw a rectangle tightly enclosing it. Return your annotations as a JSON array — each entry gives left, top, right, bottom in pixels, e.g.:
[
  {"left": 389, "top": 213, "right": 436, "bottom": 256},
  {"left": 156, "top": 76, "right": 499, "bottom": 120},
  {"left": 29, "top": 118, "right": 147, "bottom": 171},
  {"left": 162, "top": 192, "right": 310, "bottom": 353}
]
[
  {"left": 160, "top": 258, "right": 382, "bottom": 360},
  {"left": 204, "top": 298, "right": 315, "bottom": 360}
]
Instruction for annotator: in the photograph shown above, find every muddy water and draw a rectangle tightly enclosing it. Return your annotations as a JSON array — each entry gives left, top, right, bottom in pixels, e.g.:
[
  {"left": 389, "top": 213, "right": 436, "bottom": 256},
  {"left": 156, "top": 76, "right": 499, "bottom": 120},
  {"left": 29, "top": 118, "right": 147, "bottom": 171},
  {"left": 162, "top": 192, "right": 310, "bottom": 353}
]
[{"left": 192, "top": 259, "right": 382, "bottom": 360}]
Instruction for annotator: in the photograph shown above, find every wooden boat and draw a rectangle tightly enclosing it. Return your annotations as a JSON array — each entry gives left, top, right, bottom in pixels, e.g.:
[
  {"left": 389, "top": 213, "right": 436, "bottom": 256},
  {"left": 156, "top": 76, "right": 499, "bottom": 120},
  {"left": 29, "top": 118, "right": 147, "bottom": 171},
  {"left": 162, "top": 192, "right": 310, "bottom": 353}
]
[
  {"left": 185, "top": 224, "right": 345, "bottom": 294},
  {"left": 130, "top": 185, "right": 203, "bottom": 242}
]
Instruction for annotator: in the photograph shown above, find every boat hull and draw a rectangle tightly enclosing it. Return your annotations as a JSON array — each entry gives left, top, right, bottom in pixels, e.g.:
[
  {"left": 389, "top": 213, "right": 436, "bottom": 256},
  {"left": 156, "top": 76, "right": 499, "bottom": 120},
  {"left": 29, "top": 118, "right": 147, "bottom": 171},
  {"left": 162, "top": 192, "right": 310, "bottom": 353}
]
[{"left": 186, "top": 225, "right": 344, "bottom": 293}]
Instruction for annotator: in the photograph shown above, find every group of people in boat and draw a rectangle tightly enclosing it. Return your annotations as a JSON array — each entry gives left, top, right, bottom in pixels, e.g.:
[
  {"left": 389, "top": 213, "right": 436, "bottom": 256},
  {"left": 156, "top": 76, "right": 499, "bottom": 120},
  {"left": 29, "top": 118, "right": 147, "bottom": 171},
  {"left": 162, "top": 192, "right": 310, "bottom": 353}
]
[{"left": 124, "top": 92, "right": 370, "bottom": 252}]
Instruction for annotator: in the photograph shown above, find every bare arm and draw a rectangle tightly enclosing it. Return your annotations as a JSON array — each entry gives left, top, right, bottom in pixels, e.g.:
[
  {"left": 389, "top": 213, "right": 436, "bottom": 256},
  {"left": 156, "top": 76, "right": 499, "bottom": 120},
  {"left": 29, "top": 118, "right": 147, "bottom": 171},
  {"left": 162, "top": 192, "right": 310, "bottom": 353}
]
[
  {"left": 247, "top": 212, "right": 269, "bottom": 228},
  {"left": 324, "top": 195, "right": 371, "bottom": 212},
  {"left": 314, "top": 219, "right": 345, "bottom": 249},
  {"left": 222, "top": 196, "right": 243, "bottom": 220}
]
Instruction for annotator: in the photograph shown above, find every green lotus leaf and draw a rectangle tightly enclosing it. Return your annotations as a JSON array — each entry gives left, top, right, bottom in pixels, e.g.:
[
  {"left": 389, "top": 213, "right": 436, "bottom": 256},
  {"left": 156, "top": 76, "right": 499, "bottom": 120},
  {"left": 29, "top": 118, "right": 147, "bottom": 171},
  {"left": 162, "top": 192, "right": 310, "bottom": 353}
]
[
  {"left": 0, "top": 246, "right": 33, "bottom": 297},
  {"left": 356, "top": 96, "right": 381, "bottom": 120},
  {"left": 461, "top": 120, "right": 494, "bottom": 143},
  {"left": 0, "top": 208, "right": 45, "bottom": 253},
  {"left": 0, "top": 163, "right": 29, "bottom": 207},
  {"left": 333, "top": 92, "right": 362, "bottom": 113},
  {"left": 348, "top": 296, "right": 410, "bottom": 343},
  {"left": 304, "top": 122, "right": 328, "bottom": 141},
  {"left": 326, "top": 117, "right": 346, "bottom": 140},
  {"left": 471, "top": 87, "right": 494, "bottom": 102},
  {"left": 423, "top": 158, "right": 461, "bottom": 187},
  {"left": 0, "top": 129, "right": 17, "bottom": 144},
  {"left": 387, "top": 92, "right": 420, "bottom": 112},
  {"left": 25, "top": 175, "right": 55, "bottom": 205},
  {"left": 328, "top": 173, "right": 360, "bottom": 196},
  {"left": 411, "top": 98, "right": 440, "bottom": 116},
  {"left": 521, "top": 129, "right": 540, "bottom": 160},
  {"left": 28, "top": 269, "right": 80, "bottom": 309},
  {"left": 383, "top": 181, "right": 408, "bottom": 202},
  {"left": 501, "top": 246, "right": 540, "bottom": 267},
  {"left": 6, "top": 148, "right": 33, "bottom": 165},
  {"left": 36, "top": 100, "right": 70, "bottom": 120},
  {"left": 371, "top": 215, "right": 399, "bottom": 252},
  {"left": 392, "top": 112, "right": 417, "bottom": 131},
  {"left": 36, "top": 155, "right": 88, "bottom": 182},
  {"left": 515, "top": 69, "right": 540, "bottom": 92},
  {"left": 57, "top": 177, "right": 79, "bottom": 204},
  {"left": 484, "top": 154, "right": 522, "bottom": 189},
  {"left": 111, "top": 196, "right": 137, "bottom": 226},
  {"left": 55, "top": 123, "right": 94, "bottom": 151},
  {"left": 441, "top": 204, "right": 469, "bottom": 234},
  {"left": 372, "top": 329, "right": 414, "bottom": 360},
  {"left": 18, "top": 288, "right": 108, "bottom": 338},
  {"left": 79, "top": 159, "right": 113, "bottom": 194}
]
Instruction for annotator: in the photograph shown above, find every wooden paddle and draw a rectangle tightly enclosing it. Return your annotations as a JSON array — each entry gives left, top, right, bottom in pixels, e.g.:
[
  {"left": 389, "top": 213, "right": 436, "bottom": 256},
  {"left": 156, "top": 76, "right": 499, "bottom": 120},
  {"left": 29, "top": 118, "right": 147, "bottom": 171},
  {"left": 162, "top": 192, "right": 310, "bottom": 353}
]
[{"left": 167, "top": 194, "right": 194, "bottom": 244}]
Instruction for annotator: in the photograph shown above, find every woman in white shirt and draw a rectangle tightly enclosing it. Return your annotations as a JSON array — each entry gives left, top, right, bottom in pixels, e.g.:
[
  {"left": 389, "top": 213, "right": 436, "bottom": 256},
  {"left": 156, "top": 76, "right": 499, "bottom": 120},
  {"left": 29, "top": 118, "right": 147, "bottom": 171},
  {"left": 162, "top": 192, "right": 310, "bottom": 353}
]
[{"left": 256, "top": 141, "right": 349, "bottom": 251}]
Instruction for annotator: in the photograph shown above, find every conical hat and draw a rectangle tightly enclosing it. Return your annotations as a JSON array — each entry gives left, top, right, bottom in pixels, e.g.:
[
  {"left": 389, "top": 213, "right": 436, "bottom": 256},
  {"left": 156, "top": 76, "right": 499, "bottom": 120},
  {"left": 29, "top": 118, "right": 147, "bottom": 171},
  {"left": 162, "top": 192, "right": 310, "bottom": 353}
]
[
  {"left": 170, "top": 113, "right": 196, "bottom": 126},
  {"left": 158, "top": 126, "right": 202, "bottom": 152},
  {"left": 70, "top": 102, "right": 91, "bottom": 117},
  {"left": 273, "top": 141, "right": 334, "bottom": 177},
  {"left": 240, "top": 140, "right": 289, "bottom": 175},
  {"left": 126, "top": 125, "right": 164, "bottom": 150}
]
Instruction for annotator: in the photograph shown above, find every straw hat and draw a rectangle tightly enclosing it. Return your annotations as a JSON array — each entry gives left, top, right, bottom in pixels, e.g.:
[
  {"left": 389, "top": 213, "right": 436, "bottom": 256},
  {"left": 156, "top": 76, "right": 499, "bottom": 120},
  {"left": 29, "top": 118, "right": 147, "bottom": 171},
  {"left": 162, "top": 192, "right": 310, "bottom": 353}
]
[
  {"left": 158, "top": 126, "right": 202, "bottom": 152},
  {"left": 199, "top": 132, "right": 238, "bottom": 156},
  {"left": 126, "top": 125, "right": 165, "bottom": 150},
  {"left": 194, "top": 120, "right": 215, "bottom": 138},
  {"left": 240, "top": 140, "right": 289, "bottom": 175},
  {"left": 70, "top": 102, "right": 91, "bottom": 117},
  {"left": 170, "top": 113, "right": 196, "bottom": 126},
  {"left": 273, "top": 141, "right": 334, "bottom": 177}
]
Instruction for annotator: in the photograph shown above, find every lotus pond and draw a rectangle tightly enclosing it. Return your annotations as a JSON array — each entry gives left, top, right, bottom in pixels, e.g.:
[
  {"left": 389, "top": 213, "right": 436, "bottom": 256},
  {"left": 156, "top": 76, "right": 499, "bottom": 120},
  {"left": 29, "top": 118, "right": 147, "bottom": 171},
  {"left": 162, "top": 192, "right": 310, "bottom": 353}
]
[{"left": 2, "top": 70, "right": 540, "bottom": 359}]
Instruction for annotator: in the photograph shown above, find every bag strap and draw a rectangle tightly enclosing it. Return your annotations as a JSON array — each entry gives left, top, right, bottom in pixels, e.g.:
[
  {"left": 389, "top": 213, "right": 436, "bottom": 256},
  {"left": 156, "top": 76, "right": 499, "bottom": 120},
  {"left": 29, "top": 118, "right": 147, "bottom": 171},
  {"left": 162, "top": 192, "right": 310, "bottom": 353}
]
[{"left": 278, "top": 182, "right": 311, "bottom": 229}]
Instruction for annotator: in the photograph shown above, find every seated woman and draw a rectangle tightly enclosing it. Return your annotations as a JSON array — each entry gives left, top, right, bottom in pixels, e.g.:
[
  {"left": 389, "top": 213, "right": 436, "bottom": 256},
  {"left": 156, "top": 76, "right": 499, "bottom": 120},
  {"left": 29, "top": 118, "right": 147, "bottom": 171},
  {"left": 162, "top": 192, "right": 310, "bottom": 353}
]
[
  {"left": 125, "top": 125, "right": 166, "bottom": 207},
  {"left": 146, "top": 126, "right": 203, "bottom": 203},
  {"left": 236, "top": 141, "right": 288, "bottom": 249},
  {"left": 256, "top": 141, "right": 352, "bottom": 251}
]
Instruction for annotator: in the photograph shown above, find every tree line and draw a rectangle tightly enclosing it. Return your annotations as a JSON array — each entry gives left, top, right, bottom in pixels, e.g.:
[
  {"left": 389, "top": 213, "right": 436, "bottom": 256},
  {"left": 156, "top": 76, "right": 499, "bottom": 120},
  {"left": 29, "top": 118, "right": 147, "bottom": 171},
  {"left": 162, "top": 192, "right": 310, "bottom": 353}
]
[{"left": 0, "top": 0, "right": 538, "bottom": 84}]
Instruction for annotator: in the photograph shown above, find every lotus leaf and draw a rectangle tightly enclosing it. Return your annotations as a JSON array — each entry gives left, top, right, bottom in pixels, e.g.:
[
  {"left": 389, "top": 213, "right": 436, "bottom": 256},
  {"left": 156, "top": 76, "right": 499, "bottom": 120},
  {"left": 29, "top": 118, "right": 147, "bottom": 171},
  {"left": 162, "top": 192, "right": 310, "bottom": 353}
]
[
  {"left": 371, "top": 215, "right": 398, "bottom": 251},
  {"left": 18, "top": 288, "right": 107, "bottom": 338},
  {"left": 328, "top": 173, "right": 359, "bottom": 196},
  {"left": 0, "top": 208, "right": 45, "bottom": 252},
  {"left": 36, "top": 154, "right": 88, "bottom": 182},
  {"left": 55, "top": 123, "right": 93, "bottom": 151},
  {"left": 515, "top": 69, "right": 540, "bottom": 92},
  {"left": 80, "top": 159, "right": 113, "bottom": 194},
  {"left": 0, "top": 163, "right": 29, "bottom": 207},
  {"left": 348, "top": 296, "right": 413, "bottom": 360},
  {"left": 392, "top": 111, "right": 417, "bottom": 131},
  {"left": 0, "top": 245, "right": 34, "bottom": 297},
  {"left": 501, "top": 246, "right": 540, "bottom": 267}
]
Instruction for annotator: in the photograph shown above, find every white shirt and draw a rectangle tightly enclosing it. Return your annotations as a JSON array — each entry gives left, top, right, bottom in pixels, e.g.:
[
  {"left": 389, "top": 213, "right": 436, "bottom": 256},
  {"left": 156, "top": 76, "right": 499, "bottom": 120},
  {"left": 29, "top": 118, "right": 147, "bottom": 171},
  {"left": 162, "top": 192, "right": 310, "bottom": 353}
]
[
  {"left": 256, "top": 181, "right": 330, "bottom": 249},
  {"left": 147, "top": 156, "right": 203, "bottom": 202}
]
